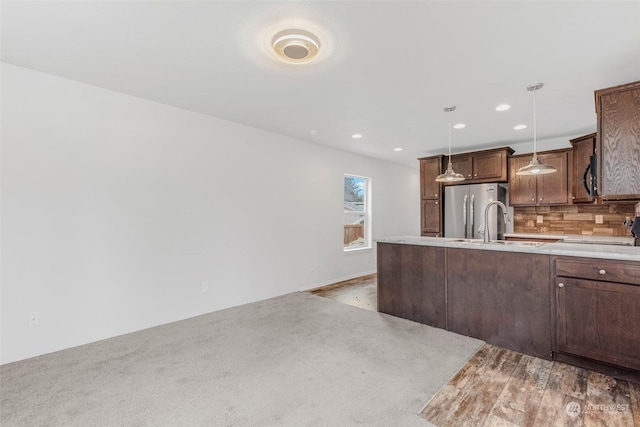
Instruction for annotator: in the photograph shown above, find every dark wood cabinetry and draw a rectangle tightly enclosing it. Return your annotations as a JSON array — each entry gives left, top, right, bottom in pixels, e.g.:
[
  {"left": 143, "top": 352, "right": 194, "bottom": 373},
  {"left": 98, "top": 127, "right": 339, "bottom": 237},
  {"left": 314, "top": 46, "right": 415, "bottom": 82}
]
[
  {"left": 377, "top": 243, "right": 446, "bottom": 328},
  {"left": 449, "top": 147, "right": 513, "bottom": 184},
  {"left": 377, "top": 242, "right": 640, "bottom": 376},
  {"left": 595, "top": 80, "right": 640, "bottom": 201},
  {"left": 446, "top": 248, "right": 552, "bottom": 359},
  {"left": 553, "top": 257, "right": 640, "bottom": 371},
  {"left": 418, "top": 148, "right": 512, "bottom": 236},
  {"left": 508, "top": 149, "right": 571, "bottom": 206},
  {"left": 419, "top": 156, "right": 444, "bottom": 237},
  {"left": 570, "top": 133, "right": 597, "bottom": 203}
]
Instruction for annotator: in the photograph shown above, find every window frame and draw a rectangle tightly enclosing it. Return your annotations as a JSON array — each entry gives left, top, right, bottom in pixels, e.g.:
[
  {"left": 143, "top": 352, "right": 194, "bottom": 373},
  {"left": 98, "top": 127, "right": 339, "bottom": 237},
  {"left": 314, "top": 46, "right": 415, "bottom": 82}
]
[{"left": 343, "top": 173, "right": 372, "bottom": 252}]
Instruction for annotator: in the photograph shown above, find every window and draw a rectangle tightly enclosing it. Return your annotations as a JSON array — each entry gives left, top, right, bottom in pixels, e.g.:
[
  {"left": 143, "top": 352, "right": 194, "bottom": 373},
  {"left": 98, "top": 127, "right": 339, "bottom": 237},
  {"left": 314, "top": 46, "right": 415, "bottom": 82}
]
[{"left": 344, "top": 174, "right": 371, "bottom": 250}]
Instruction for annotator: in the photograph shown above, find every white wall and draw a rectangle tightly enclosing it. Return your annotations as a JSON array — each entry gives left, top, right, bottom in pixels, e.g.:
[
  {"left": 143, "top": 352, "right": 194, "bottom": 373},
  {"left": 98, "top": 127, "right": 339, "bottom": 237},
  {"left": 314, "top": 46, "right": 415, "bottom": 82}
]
[{"left": 0, "top": 64, "right": 420, "bottom": 364}]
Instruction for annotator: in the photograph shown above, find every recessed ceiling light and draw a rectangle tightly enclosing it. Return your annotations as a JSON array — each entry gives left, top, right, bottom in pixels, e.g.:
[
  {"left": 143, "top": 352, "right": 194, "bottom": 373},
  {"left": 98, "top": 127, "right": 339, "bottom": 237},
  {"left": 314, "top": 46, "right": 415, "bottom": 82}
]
[
  {"left": 393, "top": 147, "right": 403, "bottom": 152},
  {"left": 496, "top": 104, "right": 511, "bottom": 111},
  {"left": 514, "top": 124, "right": 527, "bottom": 130},
  {"left": 351, "top": 133, "right": 363, "bottom": 139},
  {"left": 271, "top": 29, "right": 321, "bottom": 64},
  {"left": 453, "top": 123, "right": 466, "bottom": 129}
]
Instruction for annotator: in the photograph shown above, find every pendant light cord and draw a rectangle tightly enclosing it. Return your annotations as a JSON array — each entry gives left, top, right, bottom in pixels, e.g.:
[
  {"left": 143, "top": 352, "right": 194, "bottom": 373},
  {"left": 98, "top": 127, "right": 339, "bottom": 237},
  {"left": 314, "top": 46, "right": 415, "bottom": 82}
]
[
  {"left": 533, "top": 87, "right": 537, "bottom": 156},
  {"left": 448, "top": 119, "right": 452, "bottom": 162}
]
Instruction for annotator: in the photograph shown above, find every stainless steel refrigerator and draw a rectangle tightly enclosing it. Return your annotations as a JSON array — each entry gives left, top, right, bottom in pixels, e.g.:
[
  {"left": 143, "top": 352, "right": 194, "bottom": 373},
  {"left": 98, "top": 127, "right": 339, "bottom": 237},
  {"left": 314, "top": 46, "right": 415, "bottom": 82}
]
[{"left": 444, "top": 184, "right": 507, "bottom": 240}]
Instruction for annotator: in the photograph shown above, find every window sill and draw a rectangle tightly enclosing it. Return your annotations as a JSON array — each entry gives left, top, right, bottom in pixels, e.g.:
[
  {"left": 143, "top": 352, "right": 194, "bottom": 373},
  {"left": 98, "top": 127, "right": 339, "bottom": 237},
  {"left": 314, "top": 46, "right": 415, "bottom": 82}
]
[{"left": 343, "top": 246, "right": 373, "bottom": 253}]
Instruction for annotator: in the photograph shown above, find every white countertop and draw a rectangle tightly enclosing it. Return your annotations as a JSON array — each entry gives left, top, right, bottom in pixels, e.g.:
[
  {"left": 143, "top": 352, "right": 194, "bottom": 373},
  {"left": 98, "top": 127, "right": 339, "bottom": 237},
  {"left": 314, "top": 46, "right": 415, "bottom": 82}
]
[
  {"left": 505, "top": 233, "right": 634, "bottom": 246},
  {"left": 376, "top": 236, "right": 640, "bottom": 262}
]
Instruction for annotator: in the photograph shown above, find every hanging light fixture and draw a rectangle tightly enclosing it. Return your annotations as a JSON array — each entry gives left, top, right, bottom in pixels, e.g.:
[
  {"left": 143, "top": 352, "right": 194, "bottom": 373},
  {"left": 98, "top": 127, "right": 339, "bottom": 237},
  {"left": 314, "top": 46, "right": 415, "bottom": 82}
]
[
  {"left": 436, "top": 106, "right": 465, "bottom": 182},
  {"left": 516, "top": 83, "right": 556, "bottom": 175}
]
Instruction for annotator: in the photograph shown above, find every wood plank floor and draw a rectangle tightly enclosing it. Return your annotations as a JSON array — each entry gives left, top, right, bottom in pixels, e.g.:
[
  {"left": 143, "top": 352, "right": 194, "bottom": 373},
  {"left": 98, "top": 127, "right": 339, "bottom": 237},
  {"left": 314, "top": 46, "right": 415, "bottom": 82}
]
[
  {"left": 421, "top": 344, "right": 640, "bottom": 427},
  {"left": 308, "top": 274, "right": 377, "bottom": 311},
  {"left": 310, "top": 275, "right": 640, "bottom": 427}
]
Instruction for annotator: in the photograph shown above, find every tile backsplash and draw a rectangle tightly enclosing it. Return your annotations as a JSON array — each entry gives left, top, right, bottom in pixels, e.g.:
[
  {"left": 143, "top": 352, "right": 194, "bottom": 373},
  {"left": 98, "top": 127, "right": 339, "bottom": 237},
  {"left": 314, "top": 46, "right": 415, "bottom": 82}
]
[{"left": 513, "top": 203, "right": 637, "bottom": 237}]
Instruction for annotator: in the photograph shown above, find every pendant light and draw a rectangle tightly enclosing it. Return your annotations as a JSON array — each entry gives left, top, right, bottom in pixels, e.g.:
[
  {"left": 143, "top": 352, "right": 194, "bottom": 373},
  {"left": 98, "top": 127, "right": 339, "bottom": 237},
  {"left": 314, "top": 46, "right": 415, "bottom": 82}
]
[
  {"left": 435, "top": 106, "right": 465, "bottom": 182},
  {"left": 516, "top": 83, "right": 556, "bottom": 175}
]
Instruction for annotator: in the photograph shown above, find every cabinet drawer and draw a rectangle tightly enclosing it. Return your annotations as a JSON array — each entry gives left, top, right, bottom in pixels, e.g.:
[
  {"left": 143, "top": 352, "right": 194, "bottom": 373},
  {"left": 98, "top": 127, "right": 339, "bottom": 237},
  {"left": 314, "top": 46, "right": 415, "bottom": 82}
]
[{"left": 556, "top": 257, "right": 640, "bottom": 285}]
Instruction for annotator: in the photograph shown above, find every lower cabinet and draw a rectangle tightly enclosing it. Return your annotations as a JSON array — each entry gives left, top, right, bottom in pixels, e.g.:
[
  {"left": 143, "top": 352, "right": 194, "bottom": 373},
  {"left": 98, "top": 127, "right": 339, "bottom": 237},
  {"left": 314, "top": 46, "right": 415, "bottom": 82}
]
[
  {"left": 377, "top": 243, "right": 446, "bottom": 328},
  {"left": 376, "top": 244, "right": 640, "bottom": 374},
  {"left": 421, "top": 199, "right": 442, "bottom": 236},
  {"left": 446, "top": 248, "right": 552, "bottom": 360},
  {"left": 554, "top": 257, "right": 640, "bottom": 371}
]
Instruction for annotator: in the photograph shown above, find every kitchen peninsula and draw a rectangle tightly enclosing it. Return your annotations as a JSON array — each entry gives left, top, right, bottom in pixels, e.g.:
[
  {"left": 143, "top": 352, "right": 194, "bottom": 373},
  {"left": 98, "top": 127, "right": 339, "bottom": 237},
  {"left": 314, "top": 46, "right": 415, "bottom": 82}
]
[{"left": 377, "top": 236, "right": 640, "bottom": 379}]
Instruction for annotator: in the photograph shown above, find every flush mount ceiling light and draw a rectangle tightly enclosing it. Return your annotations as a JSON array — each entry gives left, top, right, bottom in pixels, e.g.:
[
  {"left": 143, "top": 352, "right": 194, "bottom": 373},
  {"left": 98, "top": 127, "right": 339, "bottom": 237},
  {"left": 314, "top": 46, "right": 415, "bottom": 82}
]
[
  {"left": 496, "top": 104, "right": 511, "bottom": 111},
  {"left": 516, "top": 83, "right": 556, "bottom": 176},
  {"left": 453, "top": 123, "right": 466, "bottom": 129},
  {"left": 393, "top": 147, "right": 403, "bottom": 152},
  {"left": 351, "top": 133, "right": 363, "bottom": 139},
  {"left": 514, "top": 124, "right": 527, "bottom": 130},
  {"left": 436, "top": 106, "right": 465, "bottom": 183},
  {"left": 271, "top": 29, "right": 321, "bottom": 64}
]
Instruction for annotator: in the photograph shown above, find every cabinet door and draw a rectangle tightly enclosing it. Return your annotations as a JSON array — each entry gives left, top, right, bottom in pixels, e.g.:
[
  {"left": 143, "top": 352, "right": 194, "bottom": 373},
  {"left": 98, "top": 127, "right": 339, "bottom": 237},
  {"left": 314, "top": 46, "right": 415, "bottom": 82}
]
[
  {"left": 420, "top": 158, "right": 442, "bottom": 200},
  {"left": 421, "top": 199, "right": 441, "bottom": 235},
  {"left": 508, "top": 156, "right": 537, "bottom": 205},
  {"left": 571, "top": 135, "right": 596, "bottom": 203},
  {"left": 597, "top": 82, "right": 640, "bottom": 199},
  {"left": 537, "top": 151, "right": 570, "bottom": 205},
  {"left": 447, "top": 248, "right": 552, "bottom": 359},
  {"left": 473, "top": 151, "right": 505, "bottom": 180},
  {"left": 377, "top": 243, "right": 446, "bottom": 328},
  {"left": 451, "top": 155, "right": 473, "bottom": 180},
  {"left": 555, "top": 277, "right": 640, "bottom": 371}
]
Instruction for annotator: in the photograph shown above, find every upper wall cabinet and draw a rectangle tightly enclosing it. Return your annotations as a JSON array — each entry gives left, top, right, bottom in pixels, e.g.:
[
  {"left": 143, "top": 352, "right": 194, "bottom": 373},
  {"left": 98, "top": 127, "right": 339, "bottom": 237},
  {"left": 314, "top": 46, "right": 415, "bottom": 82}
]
[
  {"left": 448, "top": 147, "right": 514, "bottom": 184},
  {"left": 570, "top": 133, "right": 597, "bottom": 204},
  {"left": 509, "top": 149, "right": 571, "bottom": 206},
  {"left": 595, "top": 80, "right": 640, "bottom": 201}
]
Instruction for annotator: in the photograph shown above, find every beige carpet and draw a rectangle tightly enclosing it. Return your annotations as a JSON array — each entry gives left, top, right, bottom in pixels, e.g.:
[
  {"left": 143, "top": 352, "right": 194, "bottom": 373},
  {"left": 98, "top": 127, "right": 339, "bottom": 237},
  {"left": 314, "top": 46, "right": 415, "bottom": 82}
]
[{"left": 1, "top": 292, "right": 482, "bottom": 426}]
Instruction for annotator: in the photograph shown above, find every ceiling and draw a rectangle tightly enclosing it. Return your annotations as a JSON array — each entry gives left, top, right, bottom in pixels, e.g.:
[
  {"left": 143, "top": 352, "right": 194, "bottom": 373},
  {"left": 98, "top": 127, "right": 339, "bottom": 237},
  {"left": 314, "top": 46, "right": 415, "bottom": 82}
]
[{"left": 2, "top": 1, "right": 639, "bottom": 167}]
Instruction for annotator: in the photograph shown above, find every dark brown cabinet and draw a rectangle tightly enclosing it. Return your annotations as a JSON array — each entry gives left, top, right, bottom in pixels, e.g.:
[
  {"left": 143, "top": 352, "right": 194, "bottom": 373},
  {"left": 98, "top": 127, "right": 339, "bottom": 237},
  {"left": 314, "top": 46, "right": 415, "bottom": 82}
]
[
  {"left": 446, "top": 248, "right": 552, "bottom": 359},
  {"left": 570, "top": 133, "right": 597, "bottom": 203},
  {"left": 377, "top": 243, "right": 446, "bottom": 328},
  {"left": 419, "top": 156, "right": 444, "bottom": 237},
  {"left": 595, "top": 80, "right": 640, "bottom": 201},
  {"left": 421, "top": 200, "right": 441, "bottom": 236},
  {"left": 508, "top": 149, "right": 571, "bottom": 206},
  {"left": 449, "top": 147, "right": 513, "bottom": 184},
  {"left": 554, "top": 257, "right": 640, "bottom": 371}
]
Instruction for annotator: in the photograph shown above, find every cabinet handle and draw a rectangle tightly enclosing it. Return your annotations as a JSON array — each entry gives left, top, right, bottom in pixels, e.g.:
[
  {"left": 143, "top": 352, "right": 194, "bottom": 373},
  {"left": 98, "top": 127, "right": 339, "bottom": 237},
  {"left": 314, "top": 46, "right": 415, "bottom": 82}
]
[
  {"left": 539, "top": 198, "right": 543, "bottom": 201},
  {"left": 558, "top": 283, "right": 565, "bottom": 288},
  {"left": 435, "top": 194, "right": 438, "bottom": 197},
  {"left": 474, "top": 174, "right": 478, "bottom": 177},
  {"left": 531, "top": 198, "right": 535, "bottom": 202},
  {"left": 435, "top": 201, "right": 438, "bottom": 205},
  {"left": 599, "top": 269, "right": 606, "bottom": 275}
]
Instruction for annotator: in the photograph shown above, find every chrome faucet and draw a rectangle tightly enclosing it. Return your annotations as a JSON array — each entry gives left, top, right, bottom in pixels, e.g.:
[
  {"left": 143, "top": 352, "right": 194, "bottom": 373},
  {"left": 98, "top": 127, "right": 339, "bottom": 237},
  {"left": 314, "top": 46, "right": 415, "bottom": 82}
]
[{"left": 483, "top": 201, "right": 511, "bottom": 243}]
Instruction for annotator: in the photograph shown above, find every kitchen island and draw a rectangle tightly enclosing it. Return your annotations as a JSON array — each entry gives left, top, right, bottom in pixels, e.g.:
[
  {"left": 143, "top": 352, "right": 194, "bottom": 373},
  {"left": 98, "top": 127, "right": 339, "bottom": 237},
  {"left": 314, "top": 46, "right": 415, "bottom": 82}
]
[{"left": 377, "top": 236, "right": 640, "bottom": 379}]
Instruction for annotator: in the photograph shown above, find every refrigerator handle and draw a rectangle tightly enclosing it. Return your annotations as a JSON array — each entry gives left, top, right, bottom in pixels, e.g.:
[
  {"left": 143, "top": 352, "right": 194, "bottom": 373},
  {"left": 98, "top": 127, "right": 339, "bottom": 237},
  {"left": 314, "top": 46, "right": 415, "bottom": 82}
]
[
  {"left": 463, "top": 195, "right": 468, "bottom": 239},
  {"left": 470, "top": 194, "right": 475, "bottom": 239}
]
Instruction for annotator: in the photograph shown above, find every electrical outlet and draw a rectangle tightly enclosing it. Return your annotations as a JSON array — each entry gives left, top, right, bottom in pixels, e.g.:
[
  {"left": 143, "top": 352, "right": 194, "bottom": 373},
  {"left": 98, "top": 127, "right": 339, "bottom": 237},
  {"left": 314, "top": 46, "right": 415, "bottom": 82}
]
[
  {"left": 28, "top": 311, "right": 40, "bottom": 326},
  {"left": 595, "top": 215, "right": 604, "bottom": 224},
  {"left": 536, "top": 215, "right": 544, "bottom": 224},
  {"left": 201, "top": 281, "right": 209, "bottom": 292}
]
